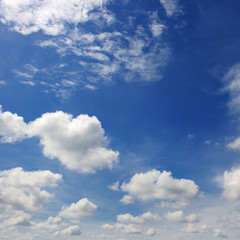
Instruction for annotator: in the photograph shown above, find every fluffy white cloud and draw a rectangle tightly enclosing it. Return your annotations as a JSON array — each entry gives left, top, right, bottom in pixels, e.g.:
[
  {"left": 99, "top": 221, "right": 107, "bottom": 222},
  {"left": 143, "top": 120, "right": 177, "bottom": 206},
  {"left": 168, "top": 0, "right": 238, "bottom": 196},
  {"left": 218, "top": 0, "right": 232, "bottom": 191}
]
[
  {"left": 219, "top": 167, "right": 240, "bottom": 201},
  {"left": 159, "top": 0, "right": 181, "bottom": 17},
  {"left": 146, "top": 228, "right": 156, "bottom": 236},
  {"left": 0, "top": 0, "right": 110, "bottom": 35},
  {"left": 0, "top": 107, "right": 119, "bottom": 173},
  {"left": 0, "top": 106, "right": 28, "bottom": 143},
  {"left": 28, "top": 111, "right": 119, "bottom": 173},
  {"left": 165, "top": 210, "right": 199, "bottom": 223},
  {"left": 59, "top": 198, "right": 97, "bottom": 218},
  {"left": 117, "top": 212, "right": 159, "bottom": 224},
  {"left": 0, "top": 167, "right": 62, "bottom": 210},
  {"left": 121, "top": 169, "right": 199, "bottom": 204}
]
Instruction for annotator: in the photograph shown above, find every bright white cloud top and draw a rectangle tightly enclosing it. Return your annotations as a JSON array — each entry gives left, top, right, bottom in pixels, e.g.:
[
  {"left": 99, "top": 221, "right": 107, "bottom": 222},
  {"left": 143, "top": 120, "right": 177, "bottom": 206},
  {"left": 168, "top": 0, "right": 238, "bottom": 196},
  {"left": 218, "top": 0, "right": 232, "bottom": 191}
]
[
  {"left": 0, "top": 0, "right": 110, "bottom": 35},
  {"left": 121, "top": 169, "right": 199, "bottom": 205},
  {"left": 0, "top": 106, "right": 119, "bottom": 173},
  {"left": 0, "top": 167, "right": 62, "bottom": 210}
]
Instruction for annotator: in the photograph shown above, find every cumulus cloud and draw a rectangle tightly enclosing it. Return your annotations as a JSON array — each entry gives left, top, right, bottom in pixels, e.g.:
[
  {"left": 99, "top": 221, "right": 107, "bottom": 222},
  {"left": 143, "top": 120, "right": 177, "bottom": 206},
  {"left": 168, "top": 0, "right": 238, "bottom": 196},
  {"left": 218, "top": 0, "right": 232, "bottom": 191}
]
[
  {"left": 218, "top": 167, "right": 240, "bottom": 201},
  {"left": 0, "top": 0, "right": 110, "bottom": 35},
  {"left": 28, "top": 111, "right": 119, "bottom": 173},
  {"left": 117, "top": 212, "right": 160, "bottom": 224},
  {"left": 0, "top": 167, "right": 62, "bottom": 210},
  {"left": 59, "top": 198, "right": 97, "bottom": 218},
  {"left": 165, "top": 210, "right": 199, "bottom": 223},
  {"left": 121, "top": 169, "right": 199, "bottom": 205},
  {"left": 0, "top": 106, "right": 28, "bottom": 143},
  {"left": 0, "top": 107, "right": 119, "bottom": 173}
]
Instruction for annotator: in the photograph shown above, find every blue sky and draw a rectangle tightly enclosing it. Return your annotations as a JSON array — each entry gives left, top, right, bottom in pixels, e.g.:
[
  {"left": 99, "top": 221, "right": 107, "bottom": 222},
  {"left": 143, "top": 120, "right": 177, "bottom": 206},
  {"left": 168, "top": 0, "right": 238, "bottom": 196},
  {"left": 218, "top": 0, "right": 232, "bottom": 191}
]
[{"left": 0, "top": 0, "right": 240, "bottom": 239}]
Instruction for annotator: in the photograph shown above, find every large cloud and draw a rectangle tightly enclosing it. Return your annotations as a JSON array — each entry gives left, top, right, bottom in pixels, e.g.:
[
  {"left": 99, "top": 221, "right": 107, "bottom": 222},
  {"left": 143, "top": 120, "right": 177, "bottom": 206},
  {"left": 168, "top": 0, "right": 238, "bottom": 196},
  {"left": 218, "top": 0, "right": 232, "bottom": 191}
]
[
  {"left": 0, "top": 167, "right": 62, "bottom": 210},
  {"left": 121, "top": 169, "right": 199, "bottom": 204},
  {"left": 59, "top": 198, "right": 97, "bottom": 218},
  {"left": 0, "top": 0, "right": 110, "bottom": 35},
  {"left": 0, "top": 107, "right": 119, "bottom": 173},
  {"left": 220, "top": 167, "right": 240, "bottom": 201}
]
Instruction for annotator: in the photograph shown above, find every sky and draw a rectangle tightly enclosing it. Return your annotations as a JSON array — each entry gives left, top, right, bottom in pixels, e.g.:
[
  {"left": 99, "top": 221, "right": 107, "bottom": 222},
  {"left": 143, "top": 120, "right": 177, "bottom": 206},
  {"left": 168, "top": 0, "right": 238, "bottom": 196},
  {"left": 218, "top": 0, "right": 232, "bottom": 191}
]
[{"left": 1, "top": 0, "right": 240, "bottom": 239}]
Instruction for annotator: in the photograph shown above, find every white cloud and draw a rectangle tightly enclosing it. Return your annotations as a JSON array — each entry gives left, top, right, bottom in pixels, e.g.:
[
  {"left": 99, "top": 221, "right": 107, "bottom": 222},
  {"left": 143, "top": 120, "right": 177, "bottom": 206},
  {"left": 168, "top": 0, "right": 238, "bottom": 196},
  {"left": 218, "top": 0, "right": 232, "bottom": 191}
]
[
  {"left": 59, "top": 198, "right": 97, "bottom": 218},
  {"left": 61, "top": 225, "right": 81, "bottom": 236},
  {"left": 108, "top": 181, "right": 120, "bottom": 191},
  {"left": 0, "top": 0, "right": 110, "bottom": 35},
  {"left": 165, "top": 210, "right": 199, "bottom": 223},
  {"left": 0, "top": 106, "right": 28, "bottom": 143},
  {"left": 0, "top": 107, "right": 119, "bottom": 173},
  {"left": 226, "top": 137, "right": 240, "bottom": 150},
  {"left": 120, "top": 195, "right": 134, "bottom": 205},
  {"left": 146, "top": 228, "right": 156, "bottom": 236},
  {"left": 3, "top": 212, "right": 32, "bottom": 226},
  {"left": 159, "top": 0, "right": 181, "bottom": 17},
  {"left": 0, "top": 80, "right": 6, "bottom": 85},
  {"left": 219, "top": 167, "right": 240, "bottom": 201},
  {"left": 182, "top": 223, "right": 211, "bottom": 233},
  {"left": 114, "top": 223, "right": 142, "bottom": 234},
  {"left": 117, "top": 212, "right": 159, "bottom": 224},
  {"left": 101, "top": 223, "right": 114, "bottom": 230},
  {"left": 34, "top": 216, "right": 62, "bottom": 232},
  {"left": 0, "top": 167, "right": 62, "bottom": 210},
  {"left": 121, "top": 169, "right": 199, "bottom": 204},
  {"left": 223, "top": 62, "right": 240, "bottom": 114},
  {"left": 28, "top": 111, "right": 119, "bottom": 173}
]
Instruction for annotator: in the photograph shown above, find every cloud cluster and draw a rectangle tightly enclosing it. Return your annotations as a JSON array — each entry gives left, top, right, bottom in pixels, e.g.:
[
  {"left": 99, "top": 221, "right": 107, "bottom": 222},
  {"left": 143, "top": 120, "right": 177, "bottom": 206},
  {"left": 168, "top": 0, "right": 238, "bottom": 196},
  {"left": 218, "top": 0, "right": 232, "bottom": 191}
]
[
  {"left": 121, "top": 169, "right": 199, "bottom": 205},
  {"left": 0, "top": 106, "right": 119, "bottom": 173},
  {"left": 0, "top": 0, "right": 110, "bottom": 35},
  {"left": 117, "top": 212, "right": 160, "bottom": 224},
  {"left": 165, "top": 210, "right": 199, "bottom": 223},
  {"left": 0, "top": 167, "right": 62, "bottom": 210}
]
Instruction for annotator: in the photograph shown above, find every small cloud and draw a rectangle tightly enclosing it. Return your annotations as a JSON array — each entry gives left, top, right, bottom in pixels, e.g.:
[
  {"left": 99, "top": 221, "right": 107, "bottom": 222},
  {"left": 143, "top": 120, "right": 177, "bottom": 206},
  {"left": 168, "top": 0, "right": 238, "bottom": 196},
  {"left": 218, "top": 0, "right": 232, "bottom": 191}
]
[
  {"left": 85, "top": 84, "right": 97, "bottom": 90},
  {"left": 205, "top": 140, "right": 212, "bottom": 144},
  {"left": 146, "top": 228, "right": 156, "bottom": 236},
  {"left": 108, "top": 181, "right": 120, "bottom": 191},
  {"left": 0, "top": 80, "right": 6, "bottom": 85},
  {"left": 120, "top": 195, "right": 134, "bottom": 205}
]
